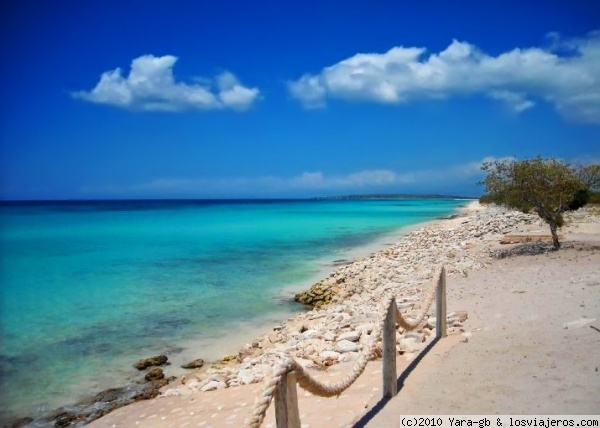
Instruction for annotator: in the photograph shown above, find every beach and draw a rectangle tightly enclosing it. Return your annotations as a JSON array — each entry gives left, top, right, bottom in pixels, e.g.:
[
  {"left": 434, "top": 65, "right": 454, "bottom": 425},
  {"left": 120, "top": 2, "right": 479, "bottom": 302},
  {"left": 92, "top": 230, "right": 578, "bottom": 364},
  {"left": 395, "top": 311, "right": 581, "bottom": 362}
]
[
  {"left": 0, "top": 198, "right": 467, "bottom": 425},
  {"left": 79, "top": 201, "right": 600, "bottom": 427}
]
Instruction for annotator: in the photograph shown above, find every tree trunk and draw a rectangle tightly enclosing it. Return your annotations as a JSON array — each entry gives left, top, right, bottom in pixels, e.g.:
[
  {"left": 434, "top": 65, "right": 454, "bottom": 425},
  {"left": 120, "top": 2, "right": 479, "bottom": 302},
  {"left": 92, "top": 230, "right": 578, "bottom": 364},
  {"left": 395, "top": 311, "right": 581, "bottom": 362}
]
[{"left": 549, "top": 222, "right": 561, "bottom": 250}]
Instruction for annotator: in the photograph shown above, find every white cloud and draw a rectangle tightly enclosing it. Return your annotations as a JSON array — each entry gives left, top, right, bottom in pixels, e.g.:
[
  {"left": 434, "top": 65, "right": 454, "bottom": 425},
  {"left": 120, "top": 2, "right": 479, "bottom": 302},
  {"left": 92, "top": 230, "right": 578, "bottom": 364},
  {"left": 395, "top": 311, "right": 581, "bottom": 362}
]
[
  {"left": 489, "top": 90, "right": 535, "bottom": 112},
  {"left": 286, "top": 169, "right": 401, "bottom": 189},
  {"left": 73, "top": 55, "right": 260, "bottom": 111},
  {"left": 288, "top": 31, "right": 600, "bottom": 123},
  {"left": 80, "top": 158, "right": 505, "bottom": 197}
]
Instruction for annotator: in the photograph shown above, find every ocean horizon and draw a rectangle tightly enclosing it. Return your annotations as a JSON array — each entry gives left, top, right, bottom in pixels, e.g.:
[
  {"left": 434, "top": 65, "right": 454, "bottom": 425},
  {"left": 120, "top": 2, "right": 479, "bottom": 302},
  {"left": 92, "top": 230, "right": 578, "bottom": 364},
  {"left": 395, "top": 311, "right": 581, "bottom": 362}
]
[{"left": 0, "top": 197, "right": 468, "bottom": 423}]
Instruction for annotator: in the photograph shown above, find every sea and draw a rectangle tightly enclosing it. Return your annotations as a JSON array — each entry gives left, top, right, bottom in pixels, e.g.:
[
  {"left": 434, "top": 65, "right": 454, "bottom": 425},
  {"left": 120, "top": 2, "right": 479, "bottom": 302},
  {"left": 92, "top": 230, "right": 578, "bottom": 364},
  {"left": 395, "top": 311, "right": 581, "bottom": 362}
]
[{"left": 0, "top": 198, "right": 468, "bottom": 423}]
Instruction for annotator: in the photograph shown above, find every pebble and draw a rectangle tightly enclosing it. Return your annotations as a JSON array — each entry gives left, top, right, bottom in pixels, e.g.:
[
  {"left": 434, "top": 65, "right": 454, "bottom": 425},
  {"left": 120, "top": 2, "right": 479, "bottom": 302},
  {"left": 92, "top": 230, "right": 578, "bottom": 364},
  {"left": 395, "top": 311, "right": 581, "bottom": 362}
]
[
  {"left": 399, "top": 337, "right": 423, "bottom": 353},
  {"left": 337, "top": 331, "right": 361, "bottom": 342},
  {"left": 336, "top": 340, "right": 359, "bottom": 353},
  {"left": 320, "top": 350, "right": 342, "bottom": 361},
  {"left": 201, "top": 381, "right": 226, "bottom": 392},
  {"left": 236, "top": 370, "right": 255, "bottom": 385}
]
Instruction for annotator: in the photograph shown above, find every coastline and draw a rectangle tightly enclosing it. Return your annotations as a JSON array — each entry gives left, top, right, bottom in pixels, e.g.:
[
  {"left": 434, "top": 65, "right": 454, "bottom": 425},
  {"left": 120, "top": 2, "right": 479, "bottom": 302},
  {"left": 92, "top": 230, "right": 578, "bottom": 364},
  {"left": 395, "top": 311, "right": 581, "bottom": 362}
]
[
  {"left": 138, "top": 200, "right": 477, "bottom": 377},
  {"left": 3, "top": 199, "right": 472, "bottom": 427},
  {"left": 96, "top": 199, "right": 492, "bottom": 420},
  {"left": 82, "top": 201, "right": 600, "bottom": 427},
  {"left": 145, "top": 200, "right": 479, "bottom": 380},
  {"left": 274, "top": 199, "right": 476, "bottom": 297}
]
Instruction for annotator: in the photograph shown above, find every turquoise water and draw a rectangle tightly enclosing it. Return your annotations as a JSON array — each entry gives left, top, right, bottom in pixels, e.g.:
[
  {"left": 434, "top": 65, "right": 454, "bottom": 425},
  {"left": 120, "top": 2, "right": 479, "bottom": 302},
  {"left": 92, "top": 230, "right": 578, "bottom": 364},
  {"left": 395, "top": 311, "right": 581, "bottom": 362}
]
[{"left": 0, "top": 198, "right": 466, "bottom": 422}]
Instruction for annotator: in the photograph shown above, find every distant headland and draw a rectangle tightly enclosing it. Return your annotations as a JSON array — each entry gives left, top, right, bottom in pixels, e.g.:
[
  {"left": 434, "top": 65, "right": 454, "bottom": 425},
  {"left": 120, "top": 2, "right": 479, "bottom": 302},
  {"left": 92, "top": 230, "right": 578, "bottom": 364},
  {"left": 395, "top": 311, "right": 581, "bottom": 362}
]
[{"left": 311, "top": 194, "right": 476, "bottom": 200}]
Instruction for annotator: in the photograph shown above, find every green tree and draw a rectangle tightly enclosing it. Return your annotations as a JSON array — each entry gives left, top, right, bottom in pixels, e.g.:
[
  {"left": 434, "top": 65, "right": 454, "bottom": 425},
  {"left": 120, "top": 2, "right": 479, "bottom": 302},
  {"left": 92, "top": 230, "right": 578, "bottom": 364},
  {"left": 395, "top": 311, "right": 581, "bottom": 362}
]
[
  {"left": 576, "top": 164, "right": 600, "bottom": 191},
  {"left": 481, "top": 157, "right": 585, "bottom": 250}
]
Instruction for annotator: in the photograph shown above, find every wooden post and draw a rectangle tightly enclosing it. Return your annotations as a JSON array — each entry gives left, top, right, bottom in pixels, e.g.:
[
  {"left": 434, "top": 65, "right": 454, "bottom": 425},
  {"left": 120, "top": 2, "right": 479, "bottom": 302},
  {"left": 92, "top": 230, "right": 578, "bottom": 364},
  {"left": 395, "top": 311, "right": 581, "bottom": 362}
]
[
  {"left": 436, "top": 267, "right": 447, "bottom": 339},
  {"left": 382, "top": 298, "right": 398, "bottom": 398},
  {"left": 285, "top": 372, "right": 301, "bottom": 428},
  {"left": 274, "top": 371, "right": 301, "bottom": 428}
]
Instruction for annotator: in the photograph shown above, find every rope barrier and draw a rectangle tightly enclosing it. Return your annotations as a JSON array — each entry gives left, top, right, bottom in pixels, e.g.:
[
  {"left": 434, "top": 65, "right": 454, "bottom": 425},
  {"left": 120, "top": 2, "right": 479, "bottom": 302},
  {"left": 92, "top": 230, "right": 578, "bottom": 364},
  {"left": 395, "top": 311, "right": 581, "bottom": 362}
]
[{"left": 246, "top": 266, "right": 444, "bottom": 428}]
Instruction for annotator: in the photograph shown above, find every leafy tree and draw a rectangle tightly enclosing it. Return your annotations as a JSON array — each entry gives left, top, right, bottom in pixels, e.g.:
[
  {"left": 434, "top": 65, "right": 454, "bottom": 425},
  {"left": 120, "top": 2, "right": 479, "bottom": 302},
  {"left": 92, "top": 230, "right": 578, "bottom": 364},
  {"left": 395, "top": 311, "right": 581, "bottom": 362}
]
[
  {"left": 576, "top": 164, "right": 600, "bottom": 191},
  {"left": 567, "top": 188, "right": 590, "bottom": 211},
  {"left": 481, "top": 157, "right": 585, "bottom": 250},
  {"left": 568, "top": 164, "right": 600, "bottom": 209}
]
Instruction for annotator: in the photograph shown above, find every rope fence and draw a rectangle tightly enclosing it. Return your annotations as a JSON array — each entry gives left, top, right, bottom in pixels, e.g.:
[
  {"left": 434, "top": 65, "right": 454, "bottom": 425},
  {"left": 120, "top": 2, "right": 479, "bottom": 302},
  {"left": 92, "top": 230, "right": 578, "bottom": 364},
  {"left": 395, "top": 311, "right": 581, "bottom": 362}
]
[{"left": 246, "top": 266, "right": 447, "bottom": 428}]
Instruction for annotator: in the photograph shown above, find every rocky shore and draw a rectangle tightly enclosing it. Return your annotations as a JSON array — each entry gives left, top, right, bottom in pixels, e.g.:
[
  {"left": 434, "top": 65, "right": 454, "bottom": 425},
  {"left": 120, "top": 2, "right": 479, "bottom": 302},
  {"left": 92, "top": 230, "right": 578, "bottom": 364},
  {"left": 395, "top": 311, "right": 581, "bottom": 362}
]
[
  {"left": 156, "top": 203, "right": 554, "bottom": 395},
  {"left": 16, "top": 202, "right": 600, "bottom": 427}
]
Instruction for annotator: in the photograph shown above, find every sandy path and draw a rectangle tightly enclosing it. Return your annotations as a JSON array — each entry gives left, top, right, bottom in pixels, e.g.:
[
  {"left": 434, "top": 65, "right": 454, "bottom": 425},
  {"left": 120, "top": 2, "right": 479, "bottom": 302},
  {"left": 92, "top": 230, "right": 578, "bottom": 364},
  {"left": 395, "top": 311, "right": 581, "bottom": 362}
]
[
  {"left": 88, "top": 356, "right": 425, "bottom": 427},
  {"left": 362, "top": 243, "right": 600, "bottom": 425}
]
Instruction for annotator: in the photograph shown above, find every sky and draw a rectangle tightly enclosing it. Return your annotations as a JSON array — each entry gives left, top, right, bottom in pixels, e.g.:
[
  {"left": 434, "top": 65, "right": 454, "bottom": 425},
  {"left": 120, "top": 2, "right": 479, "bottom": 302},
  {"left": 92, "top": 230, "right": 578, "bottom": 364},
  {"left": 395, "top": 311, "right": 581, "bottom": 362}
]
[{"left": 1, "top": 0, "right": 599, "bottom": 200}]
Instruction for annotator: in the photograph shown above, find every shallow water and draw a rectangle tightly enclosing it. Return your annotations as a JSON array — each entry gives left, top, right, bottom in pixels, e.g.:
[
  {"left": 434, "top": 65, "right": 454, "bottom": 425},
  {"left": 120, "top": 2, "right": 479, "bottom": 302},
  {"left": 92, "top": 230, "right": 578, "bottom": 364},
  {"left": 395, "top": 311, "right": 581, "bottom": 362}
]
[{"left": 0, "top": 198, "right": 466, "bottom": 422}]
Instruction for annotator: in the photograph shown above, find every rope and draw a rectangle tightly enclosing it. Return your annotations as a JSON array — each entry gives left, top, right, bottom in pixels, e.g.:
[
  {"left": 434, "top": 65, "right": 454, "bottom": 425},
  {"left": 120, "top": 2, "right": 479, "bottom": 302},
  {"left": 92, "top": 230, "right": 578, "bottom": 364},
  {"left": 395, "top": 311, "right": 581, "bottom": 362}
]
[
  {"left": 394, "top": 265, "right": 441, "bottom": 330},
  {"left": 245, "top": 266, "right": 443, "bottom": 428}
]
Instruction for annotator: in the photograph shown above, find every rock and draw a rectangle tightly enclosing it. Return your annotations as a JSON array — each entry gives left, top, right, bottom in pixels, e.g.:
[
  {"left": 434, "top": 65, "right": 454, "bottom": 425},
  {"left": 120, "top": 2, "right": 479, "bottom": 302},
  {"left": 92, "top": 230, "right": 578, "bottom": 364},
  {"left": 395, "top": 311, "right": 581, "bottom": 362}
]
[
  {"left": 268, "top": 331, "right": 281, "bottom": 343},
  {"left": 201, "top": 380, "right": 226, "bottom": 392},
  {"left": 323, "top": 331, "right": 336, "bottom": 341},
  {"left": 399, "top": 337, "right": 423, "bottom": 353},
  {"left": 426, "top": 317, "right": 436, "bottom": 329},
  {"left": 337, "top": 340, "right": 359, "bottom": 353},
  {"left": 356, "top": 323, "right": 374, "bottom": 334},
  {"left": 340, "top": 351, "right": 360, "bottom": 362},
  {"left": 319, "top": 350, "right": 342, "bottom": 361},
  {"left": 145, "top": 367, "right": 165, "bottom": 381},
  {"left": 404, "top": 332, "right": 423, "bottom": 342},
  {"left": 46, "top": 379, "right": 170, "bottom": 427},
  {"left": 238, "top": 346, "right": 258, "bottom": 361},
  {"left": 219, "top": 354, "right": 238, "bottom": 365},
  {"left": 447, "top": 311, "right": 469, "bottom": 324},
  {"left": 162, "top": 388, "right": 182, "bottom": 397},
  {"left": 300, "top": 329, "right": 321, "bottom": 339},
  {"left": 237, "top": 369, "right": 255, "bottom": 385},
  {"left": 337, "top": 331, "right": 361, "bottom": 342},
  {"left": 181, "top": 358, "right": 204, "bottom": 369},
  {"left": 134, "top": 355, "right": 168, "bottom": 370},
  {"left": 53, "top": 412, "right": 78, "bottom": 428},
  {"left": 294, "top": 281, "right": 339, "bottom": 307},
  {"left": 183, "top": 378, "right": 202, "bottom": 391},
  {"left": 8, "top": 417, "right": 33, "bottom": 427}
]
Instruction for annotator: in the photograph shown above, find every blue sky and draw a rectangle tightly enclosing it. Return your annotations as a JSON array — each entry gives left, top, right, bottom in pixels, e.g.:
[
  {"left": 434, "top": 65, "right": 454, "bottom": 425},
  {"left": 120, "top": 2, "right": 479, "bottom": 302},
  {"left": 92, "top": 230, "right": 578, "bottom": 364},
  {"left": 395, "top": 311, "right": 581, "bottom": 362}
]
[{"left": 1, "top": 0, "right": 599, "bottom": 200}]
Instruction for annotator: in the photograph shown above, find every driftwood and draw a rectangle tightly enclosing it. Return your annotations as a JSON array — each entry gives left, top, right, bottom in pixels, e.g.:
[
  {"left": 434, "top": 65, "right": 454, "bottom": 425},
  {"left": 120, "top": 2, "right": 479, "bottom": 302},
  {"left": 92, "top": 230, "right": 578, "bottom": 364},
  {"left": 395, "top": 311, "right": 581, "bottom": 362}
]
[{"left": 500, "top": 234, "right": 563, "bottom": 244}]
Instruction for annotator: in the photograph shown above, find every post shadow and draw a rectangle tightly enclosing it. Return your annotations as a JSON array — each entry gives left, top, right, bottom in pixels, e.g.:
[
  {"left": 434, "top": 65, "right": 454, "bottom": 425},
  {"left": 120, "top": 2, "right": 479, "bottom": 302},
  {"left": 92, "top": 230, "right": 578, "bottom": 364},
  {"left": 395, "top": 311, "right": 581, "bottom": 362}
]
[{"left": 352, "top": 336, "right": 441, "bottom": 428}]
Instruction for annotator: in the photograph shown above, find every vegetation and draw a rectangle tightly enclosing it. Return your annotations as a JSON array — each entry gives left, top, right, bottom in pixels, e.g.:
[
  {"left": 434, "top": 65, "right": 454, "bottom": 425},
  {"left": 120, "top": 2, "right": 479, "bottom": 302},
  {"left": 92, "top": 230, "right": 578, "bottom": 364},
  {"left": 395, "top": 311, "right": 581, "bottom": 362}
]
[
  {"left": 480, "top": 157, "right": 589, "bottom": 250},
  {"left": 576, "top": 164, "right": 600, "bottom": 191},
  {"left": 588, "top": 190, "right": 600, "bottom": 204}
]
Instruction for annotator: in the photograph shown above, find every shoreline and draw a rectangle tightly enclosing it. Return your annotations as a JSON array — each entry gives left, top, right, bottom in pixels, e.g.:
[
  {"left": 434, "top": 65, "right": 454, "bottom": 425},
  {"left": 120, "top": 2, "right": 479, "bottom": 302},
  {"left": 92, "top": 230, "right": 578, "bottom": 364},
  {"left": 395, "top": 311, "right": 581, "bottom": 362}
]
[
  {"left": 144, "top": 200, "right": 478, "bottom": 377},
  {"left": 82, "top": 202, "right": 599, "bottom": 427},
  {"left": 274, "top": 199, "right": 476, "bottom": 298},
  {"left": 4, "top": 199, "right": 472, "bottom": 427},
  {"left": 140, "top": 200, "right": 478, "bottom": 378}
]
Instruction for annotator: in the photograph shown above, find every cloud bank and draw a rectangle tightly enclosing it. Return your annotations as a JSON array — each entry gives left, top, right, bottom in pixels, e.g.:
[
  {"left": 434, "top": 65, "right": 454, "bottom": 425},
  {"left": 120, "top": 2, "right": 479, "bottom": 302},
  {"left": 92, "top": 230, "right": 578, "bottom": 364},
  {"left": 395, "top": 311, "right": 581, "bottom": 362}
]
[
  {"left": 80, "top": 157, "right": 508, "bottom": 197},
  {"left": 73, "top": 55, "right": 260, "bottom": 111},
  {"left": 288, "top": 31, "right": 600, "bottom": 123}
]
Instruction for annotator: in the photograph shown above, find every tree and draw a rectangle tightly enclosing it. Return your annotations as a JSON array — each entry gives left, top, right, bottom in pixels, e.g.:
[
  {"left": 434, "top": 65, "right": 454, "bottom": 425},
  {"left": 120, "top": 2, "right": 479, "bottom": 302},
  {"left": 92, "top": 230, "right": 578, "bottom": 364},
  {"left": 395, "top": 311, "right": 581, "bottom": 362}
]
[
  {"left": 576, "top": 164, "right": 600, "bottom": 191},
  {"left": 481, "top": 157, "right": 585, "bottom": 250}
]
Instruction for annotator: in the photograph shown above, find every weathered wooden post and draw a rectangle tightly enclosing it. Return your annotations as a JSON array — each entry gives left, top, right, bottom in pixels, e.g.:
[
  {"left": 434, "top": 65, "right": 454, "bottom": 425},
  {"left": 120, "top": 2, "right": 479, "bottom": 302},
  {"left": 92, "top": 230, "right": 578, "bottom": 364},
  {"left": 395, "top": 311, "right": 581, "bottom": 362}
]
[
  {"left": 274, "top": 370, "right": 301, "bottom": 428},
  {"left": 435, "top": 267, "right": 447, "bottom": 339},
  {"left": 382, "top": 298, "right": 398, "bottom": 398}
]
